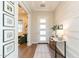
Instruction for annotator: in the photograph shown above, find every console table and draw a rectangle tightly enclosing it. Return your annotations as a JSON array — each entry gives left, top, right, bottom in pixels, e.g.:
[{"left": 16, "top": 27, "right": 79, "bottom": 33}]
[{"left": 49, "top": 37, "right": 66, "bottom": 58}]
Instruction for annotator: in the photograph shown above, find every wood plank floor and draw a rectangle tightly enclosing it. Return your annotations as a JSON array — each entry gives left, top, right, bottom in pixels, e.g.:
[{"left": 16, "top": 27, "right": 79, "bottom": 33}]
[
  {"left": 18, "top": 43, "right": 37, "bottom": 58},
  {"left": 18, "top": 43, "right": 63, "bottom": 58}
]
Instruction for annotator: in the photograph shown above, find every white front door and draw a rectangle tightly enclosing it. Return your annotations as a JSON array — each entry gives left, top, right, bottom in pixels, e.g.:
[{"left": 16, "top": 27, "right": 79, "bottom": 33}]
[{"left": 39, "top": 18, "right": 47, "bottom": 43}]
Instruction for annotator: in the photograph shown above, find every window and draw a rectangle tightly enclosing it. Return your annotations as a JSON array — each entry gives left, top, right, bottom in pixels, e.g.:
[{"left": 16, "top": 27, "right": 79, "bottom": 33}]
[
  {"left": 40, "top": 31, "right": 46, "bottom": 35},
  {"left": 40, "top": 37, "right": 46, "bottom": 41},
  {"left": 40, "top": 24, "right": 46, "bottom": 29},
  {"left": 18, "top": 20, "right": 23, "bottom": 32}
]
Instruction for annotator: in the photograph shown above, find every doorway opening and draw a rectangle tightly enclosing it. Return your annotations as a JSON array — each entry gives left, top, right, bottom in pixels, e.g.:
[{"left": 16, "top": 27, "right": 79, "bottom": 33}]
[{"left": 18, "top": 4, "right": 28, "bottom": 45}]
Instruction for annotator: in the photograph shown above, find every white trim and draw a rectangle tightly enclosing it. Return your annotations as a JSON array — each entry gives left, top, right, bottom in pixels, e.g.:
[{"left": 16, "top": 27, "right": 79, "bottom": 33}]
[
  {"left": 18, "top": 2, "right": 32, "bottom": 46},
  {"left": 19, "top": 2, "right": 32, "bottom": 15}
]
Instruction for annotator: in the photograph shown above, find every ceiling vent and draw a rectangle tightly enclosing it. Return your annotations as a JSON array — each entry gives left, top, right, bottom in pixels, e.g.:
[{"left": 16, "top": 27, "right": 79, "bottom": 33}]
[{"left": 40, "top": 3, "right": 46, "bottom": 7}]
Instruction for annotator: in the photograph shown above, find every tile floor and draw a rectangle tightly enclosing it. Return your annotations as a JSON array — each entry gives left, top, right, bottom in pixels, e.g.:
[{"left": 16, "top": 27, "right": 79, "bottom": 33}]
[{"left": 33, "top": 44, "right": 51, "bottom": 58}]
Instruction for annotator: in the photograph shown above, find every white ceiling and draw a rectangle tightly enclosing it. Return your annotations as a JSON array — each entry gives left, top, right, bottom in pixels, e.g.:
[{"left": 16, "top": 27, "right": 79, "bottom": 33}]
[{"left": 24, "top": 1, "right": 60, "bottom": 12}]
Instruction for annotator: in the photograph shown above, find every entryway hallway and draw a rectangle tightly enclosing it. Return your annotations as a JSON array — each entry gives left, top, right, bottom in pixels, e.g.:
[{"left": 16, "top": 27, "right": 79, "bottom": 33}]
[{"left": 0, "top": 1, "right": 79, "bottom": 58}]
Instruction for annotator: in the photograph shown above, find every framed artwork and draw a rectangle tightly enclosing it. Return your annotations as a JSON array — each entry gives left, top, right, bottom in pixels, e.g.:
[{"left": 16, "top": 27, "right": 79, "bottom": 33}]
[
  {"left": 58, "top": 24, "right": 63, "bottom": 30},
  {"left": 9, "top": 1, "right": 14, "bottom": 5},
  {"left": 3, "top": 1, "right": 15, "bottom": 16},
  {"left": 3, "top": 14, "right": 15, "bottom": 27},
  {"left": 3, "top": 29, "right": 15, "bottom": 42},
  {"left": 3, "top": 41, "right": 15, "bottom": 58}
]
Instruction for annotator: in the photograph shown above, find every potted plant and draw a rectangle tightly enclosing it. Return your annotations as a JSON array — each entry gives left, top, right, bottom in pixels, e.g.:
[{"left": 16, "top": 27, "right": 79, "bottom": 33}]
[{"left": 51, "top": 25, "right": 58, "bottom": 36}]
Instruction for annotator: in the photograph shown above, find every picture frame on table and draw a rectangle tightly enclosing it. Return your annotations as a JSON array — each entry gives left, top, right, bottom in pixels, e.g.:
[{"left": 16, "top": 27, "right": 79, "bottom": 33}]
[
  {"left": 3, "top": 1, "right": 15, "bottom": 16},
  {"left": 3, "top": 41, "right": 15, "bottom": 58},
  {"left": 3, "top": 29, "right": 15, "bottom": 42},
  {"left": 58, "top": 24, "right": 63, "bottom": 30},
  {"left": 3, "top": 13, "right": 15, "bottom": 27}
]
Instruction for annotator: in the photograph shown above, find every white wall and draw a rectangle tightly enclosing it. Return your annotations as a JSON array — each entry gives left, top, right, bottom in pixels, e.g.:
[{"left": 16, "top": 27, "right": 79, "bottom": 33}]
[
  {"left": 0, "top": 1, "right": 18, "bottom": 58},
  {"left": 54, "top": 1, "right": 79, "bottom": 58},
  {"left": 31, "top": 11, "right": 53, "bottom": 43},
  {"left": 22, "top": 1, "right": 32, "bottom": 46}
]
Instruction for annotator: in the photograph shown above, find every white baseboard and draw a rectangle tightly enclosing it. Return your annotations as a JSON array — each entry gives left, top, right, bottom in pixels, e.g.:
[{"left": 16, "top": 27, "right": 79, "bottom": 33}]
[{"left": 32, "top": 42, "right": 38, "bottom": 44}]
